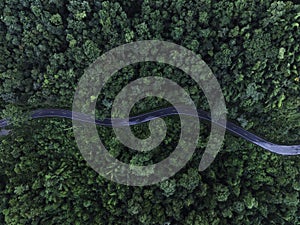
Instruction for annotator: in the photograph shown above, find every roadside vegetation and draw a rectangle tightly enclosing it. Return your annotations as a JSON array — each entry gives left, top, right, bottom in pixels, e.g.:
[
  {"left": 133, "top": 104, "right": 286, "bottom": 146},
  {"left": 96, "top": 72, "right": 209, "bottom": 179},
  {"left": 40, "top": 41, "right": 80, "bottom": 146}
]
[{"left": 0, "top": 0, "right": 299, "bottom": 224}]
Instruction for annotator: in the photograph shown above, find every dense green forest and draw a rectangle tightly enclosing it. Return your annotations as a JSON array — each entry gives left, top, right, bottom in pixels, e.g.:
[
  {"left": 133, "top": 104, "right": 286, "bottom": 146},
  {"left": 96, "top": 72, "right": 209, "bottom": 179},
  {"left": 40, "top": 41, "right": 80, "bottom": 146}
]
[{"left": 0, "top": 0, "right": 299, "bottom": 224}]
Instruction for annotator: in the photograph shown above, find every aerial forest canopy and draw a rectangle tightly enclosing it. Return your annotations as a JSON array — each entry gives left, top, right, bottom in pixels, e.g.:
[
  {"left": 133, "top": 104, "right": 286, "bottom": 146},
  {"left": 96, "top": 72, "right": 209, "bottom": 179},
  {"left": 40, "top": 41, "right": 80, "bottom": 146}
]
[{"left": 0, "top": 0, "right": 299, "bottom": 224}]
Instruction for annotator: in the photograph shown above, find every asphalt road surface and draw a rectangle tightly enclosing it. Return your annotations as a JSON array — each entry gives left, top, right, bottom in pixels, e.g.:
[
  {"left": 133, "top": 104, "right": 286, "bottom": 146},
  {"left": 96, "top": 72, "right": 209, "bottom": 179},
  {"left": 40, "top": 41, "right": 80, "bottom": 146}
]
[{"left": 0, "top": 107, "right": 299, "bottom": 155}]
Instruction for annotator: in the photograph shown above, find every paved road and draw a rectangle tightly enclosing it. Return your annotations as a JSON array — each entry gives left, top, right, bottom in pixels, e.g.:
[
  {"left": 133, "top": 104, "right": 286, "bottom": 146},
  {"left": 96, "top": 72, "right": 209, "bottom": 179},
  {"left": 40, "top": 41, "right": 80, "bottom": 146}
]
[{"left": 0, "top": 107, "right": 299, "bottom": 155}]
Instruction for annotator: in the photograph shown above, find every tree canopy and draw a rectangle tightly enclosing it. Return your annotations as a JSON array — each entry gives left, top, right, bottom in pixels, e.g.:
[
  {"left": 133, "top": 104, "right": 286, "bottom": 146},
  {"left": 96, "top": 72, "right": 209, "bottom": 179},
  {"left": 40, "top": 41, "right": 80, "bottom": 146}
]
[{"left": 0, "top": 0, "right": 299, "bottom": 224}]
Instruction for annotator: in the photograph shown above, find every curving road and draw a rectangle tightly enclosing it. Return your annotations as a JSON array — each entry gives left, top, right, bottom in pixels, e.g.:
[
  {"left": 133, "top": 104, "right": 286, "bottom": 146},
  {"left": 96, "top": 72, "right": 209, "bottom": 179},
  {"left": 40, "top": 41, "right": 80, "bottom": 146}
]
[{"left": 0, "top": 107, "right": 299, "bottom": 155}]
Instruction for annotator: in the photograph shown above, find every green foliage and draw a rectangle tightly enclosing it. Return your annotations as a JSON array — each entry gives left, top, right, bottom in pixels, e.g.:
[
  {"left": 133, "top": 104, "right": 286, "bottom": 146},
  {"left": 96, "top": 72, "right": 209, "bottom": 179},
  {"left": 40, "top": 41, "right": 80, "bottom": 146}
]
[
  {"left": 0, "top": 0, "right": 299, "bottom": 224},
  {"left": 0, "top": 104, "right": 30, "bottom": 128},
  {"left": 159, "top": 179, "right": 176, "bottom": 197},
  {"left": 178, "top": 168, "right": 200, "bottom": 192},
  {"left": 214, "top": 184, "right": 230, "bottom": 202}
]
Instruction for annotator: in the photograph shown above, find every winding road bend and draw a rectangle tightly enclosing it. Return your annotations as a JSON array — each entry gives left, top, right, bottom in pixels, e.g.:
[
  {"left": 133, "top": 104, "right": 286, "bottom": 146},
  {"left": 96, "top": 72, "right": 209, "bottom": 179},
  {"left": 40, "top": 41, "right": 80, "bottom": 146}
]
[{"left": 0, "top": 107, "right": 299, "bottom": 155}]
